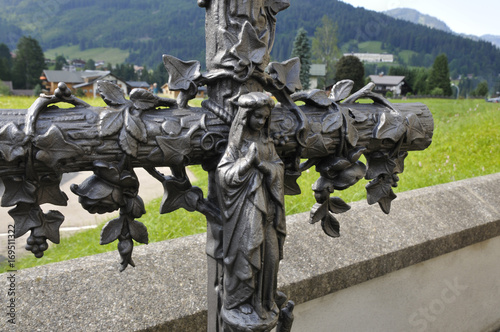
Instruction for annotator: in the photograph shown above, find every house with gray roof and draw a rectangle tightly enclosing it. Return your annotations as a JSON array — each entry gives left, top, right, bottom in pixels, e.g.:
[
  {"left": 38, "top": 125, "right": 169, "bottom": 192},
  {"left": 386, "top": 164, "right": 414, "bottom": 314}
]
[
  {"left": 42, "top": 70, "right": 127, "bottom": 98},
  {"left": 368, "top": 75, "right": 411, "bottom": 97},
  {"left": 42, "top": 70, "right": 84, "bottom": 94},
  {"left": 309, "top": 64, "right": 326, "bottom": 89},
  {"left": 126, "top": 81, "right": 151, "bottom": 94}
]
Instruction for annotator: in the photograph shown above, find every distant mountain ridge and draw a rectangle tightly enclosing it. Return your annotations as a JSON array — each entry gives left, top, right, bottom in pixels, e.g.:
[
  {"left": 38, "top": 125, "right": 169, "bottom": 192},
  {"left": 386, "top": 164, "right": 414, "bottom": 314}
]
[
  {"left": 384, "top": 7, "right": 500, "bottom": 49},
  {"left": 481, "top": 35, "right": 500, "bottom": 49},
  {"left": 384, "top": 8, "right": 453, "bottom": 33}
]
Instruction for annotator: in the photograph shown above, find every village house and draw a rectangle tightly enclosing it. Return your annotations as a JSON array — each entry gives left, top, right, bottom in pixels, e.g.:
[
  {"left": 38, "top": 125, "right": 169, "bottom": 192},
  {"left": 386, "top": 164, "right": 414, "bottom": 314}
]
[
  {"left": 42, "top": 70, "right": 128, "bottom": 98},
  {"left": 346, "top": 52, "right": 394, "bottom": 63},
  {"left": 42, "top": 70, "right": 85, "bottom": 94},
  {"left": 74, "top": 71, "right": 127, "bottom": 98},
  {"left": 368, "top": 74, "right": 411, "bottom": 97},
  {"left": 309, "top": 64, "right": 326, "bottom": 89},
  {"left": 126, "top": 81, "right": 150, "bottom": 95}
]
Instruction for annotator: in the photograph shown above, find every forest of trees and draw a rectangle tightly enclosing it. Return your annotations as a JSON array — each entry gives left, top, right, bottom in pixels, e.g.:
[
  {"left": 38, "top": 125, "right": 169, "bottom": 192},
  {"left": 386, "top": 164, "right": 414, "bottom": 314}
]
[
  {"left": 1, "top": 0, "right": 499, "bottom": 95},
  {"left": 0, "top": 37, "right": 46, "bottom": 90},
  {"left": 1, "top": 0, "right": 498, "bottom": 81}
]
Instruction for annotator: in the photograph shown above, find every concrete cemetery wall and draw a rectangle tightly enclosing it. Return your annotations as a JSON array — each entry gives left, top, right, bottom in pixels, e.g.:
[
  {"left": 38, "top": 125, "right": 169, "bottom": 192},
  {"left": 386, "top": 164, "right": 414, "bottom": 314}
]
[{"left": 2, "top": 173, "right": 500, "bottom": 331}]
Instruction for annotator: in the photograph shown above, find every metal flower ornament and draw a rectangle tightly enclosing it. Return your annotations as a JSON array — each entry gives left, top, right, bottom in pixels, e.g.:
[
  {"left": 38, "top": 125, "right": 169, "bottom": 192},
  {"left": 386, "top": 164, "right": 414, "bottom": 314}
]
[{"left": 0, "top": 1, "right": 433, "bottom": 331}]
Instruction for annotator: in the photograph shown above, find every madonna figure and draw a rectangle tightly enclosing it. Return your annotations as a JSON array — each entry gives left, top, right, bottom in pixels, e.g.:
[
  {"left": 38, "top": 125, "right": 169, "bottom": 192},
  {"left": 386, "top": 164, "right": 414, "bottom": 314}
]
[{"left": 216, "top": 92, "right": 286, "bottom": 330}]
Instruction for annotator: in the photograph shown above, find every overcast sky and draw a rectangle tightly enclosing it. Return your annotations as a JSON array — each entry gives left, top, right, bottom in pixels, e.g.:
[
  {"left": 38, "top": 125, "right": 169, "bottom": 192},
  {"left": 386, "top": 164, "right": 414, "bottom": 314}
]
[{"left": 339, "top": 0, "right": 500, "bottom": 36}]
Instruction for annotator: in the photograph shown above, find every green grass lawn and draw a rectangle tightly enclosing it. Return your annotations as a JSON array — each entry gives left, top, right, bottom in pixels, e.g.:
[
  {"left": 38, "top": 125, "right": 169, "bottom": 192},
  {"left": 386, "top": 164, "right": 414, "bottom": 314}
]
[
  {"left": 1, "top": 98, "right": 499, "bottom": 272},
  {"left": 397, "top": 50, "right": 418, "bottom": 65},
  {"left": 357, "top": 41, "right": 385, "bottom": 53}
]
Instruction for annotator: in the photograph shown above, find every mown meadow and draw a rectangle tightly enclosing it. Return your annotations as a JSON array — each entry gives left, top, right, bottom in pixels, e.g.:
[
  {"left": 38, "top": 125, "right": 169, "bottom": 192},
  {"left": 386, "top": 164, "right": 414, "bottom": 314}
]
[{"left": 0, "top": 96, "right": 498, "bottom": 271}]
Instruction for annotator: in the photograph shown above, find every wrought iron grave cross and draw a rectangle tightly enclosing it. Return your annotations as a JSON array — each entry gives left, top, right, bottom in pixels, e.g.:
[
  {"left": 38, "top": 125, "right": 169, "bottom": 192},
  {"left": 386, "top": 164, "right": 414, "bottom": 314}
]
[{"left": 0, "top": 1, "right": 432, "bottom": 331}]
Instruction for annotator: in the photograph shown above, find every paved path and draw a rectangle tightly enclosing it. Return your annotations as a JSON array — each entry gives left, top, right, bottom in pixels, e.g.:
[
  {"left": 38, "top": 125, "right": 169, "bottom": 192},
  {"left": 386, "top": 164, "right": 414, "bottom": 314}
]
[{"left": 0, "top": 167, "right": 191, "bottom": 261}]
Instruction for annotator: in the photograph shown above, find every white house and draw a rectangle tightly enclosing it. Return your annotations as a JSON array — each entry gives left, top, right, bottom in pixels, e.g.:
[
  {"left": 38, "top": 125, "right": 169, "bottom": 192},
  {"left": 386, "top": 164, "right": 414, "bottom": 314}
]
[
  {"left": 309, "top": 64, "right": 326, "bottom": 89},
  {"left": 368, "top": 75, "right": 410, "bottom": 96}
]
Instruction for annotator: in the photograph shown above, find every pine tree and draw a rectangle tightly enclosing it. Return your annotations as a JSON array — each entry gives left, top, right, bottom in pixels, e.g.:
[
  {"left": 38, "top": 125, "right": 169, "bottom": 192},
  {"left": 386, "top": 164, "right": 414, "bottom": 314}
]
[
  {"left": 12, "top": 36, "right": 45, "bottom": 89},
  {"left": 291, "top": 28, "right": 312, "bottom": 90},
  {"left": 54, "top": 55, "right": 67, "bottom": 70},
  {"left": 334, "top": 55, "right": 365, "bottom": 92},
  {"left": 311, "top": 16, "right": 341, "bottom": 86},
  {"left": 473, "top": 81, "right": 489, "bottom": 97},
  {"left": 85, "top": 59, "right": 96, "bottom": 70},
  {"left": 428, "top": 54, "right": 452, "bottom": 96},
  {"left": 0, "top": 43, "right": 12, "bottom": 81}
]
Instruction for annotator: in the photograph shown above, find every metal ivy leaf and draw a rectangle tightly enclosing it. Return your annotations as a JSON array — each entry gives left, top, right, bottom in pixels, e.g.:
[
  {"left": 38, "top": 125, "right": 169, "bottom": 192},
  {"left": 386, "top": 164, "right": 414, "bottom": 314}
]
[
  {"left": 8, "top": 203, "right": 42, "bottom": 238},
  {"left": 291, "top": 89, "right": 332, "bottom": 107},
  {"left": 1, "top": 177, "right": 37, "bottom": 207},
  {"left": 284, "top": 171, "right": 301, "bottom": 196},
  {"left": 348, "top": 108, "right": 369, "bottom": 123},
  {"left": 32, "top": 211, "right": 65, "bottom": 244},
  {"left": 321, "top": 111, "right": 343, "bottom": 133},
  {"left": 342, "top": 111, "right": 359, "bottom": 147},
  {"left": 156, "top": 135, "right": 192, "bottom": 166},
  {"left": 303, "top": 134, "right": 329, "bottom": 158},
  {"left": 366, "top": 175, "right": 397, "bottom": 214},
  {"left": 97, "top": 80, "right": 129, "bottom": 107},
  {"left": 37, "top": 174, "right": 68, "bottom": 206},
  {"left": 163, "top": 55, "right": 201, "bottom": 91},
  {"left": 118, "top": 237, "right": 135, "bottom": 272},
  {"left": 393, "top": 152, "right": 408, "bottom": 174},
  {"left": 310, "top": 201, "right": 341, "bottom": 237},
  {"left": 373, "top": 112, "right": 406, "bottom": 142},
  {"left": 119, "top": 127, "right": 139, "bottom": 157},
  {"left": 126, "top": 196, "right": 146, "bottom": 219},
  {"left": 321, "top": 213, "right": 340, "bottom": 238},
  {"left": 330, "top": 161, "right": 367, "bottom": 190},
  {"left": 328, "top": 197, "right": 351, "bottom": 214},
  {"left": 329, "top": 80, "right": 354, "bottom": 102},
  {"left": 34, "top": 125, "right": 85, "bottom": 168},
  {"left": 317, "top": 156, "right": 351, "bottom": 176},
  {"left": 365, "top": 153, "right": 396, "bottom": 180},
  {"left": 129, "top": 220, "right": 148, "bottom": 244},
  {"left": 267, "top": 58, "right": 302, "bottom": 93},
  {"left": 160, "top": 176, "right": 203, "bottom": 214},
  {"left": 268, "top": 0, "right": 291, "bottom": 13},
  {"left": 99, "top": 110, "right": 124, "bottom": 137},
  {"left": 100, "top": 217, "right": 123, "bottom": 245},
  {"left": 231, "top": 22, "right": 267, "bottom": 69},
  {"left": 310, "top": 202, "right": 328, "bottom": 224},
  {"left": 125, "top": 109, "right": 148, "bottom": 143},
  {"left": 0, "top": 123, "right": 28, "bottom": 162},
  {"left": 377, "top": 195, "right": 397, "bottom": 214},
  {"left": 129, "top": 88, "right": 156, "bottom": 111},
  {"left": 405, "top": 113, "right": 426, "bottom": 143}
]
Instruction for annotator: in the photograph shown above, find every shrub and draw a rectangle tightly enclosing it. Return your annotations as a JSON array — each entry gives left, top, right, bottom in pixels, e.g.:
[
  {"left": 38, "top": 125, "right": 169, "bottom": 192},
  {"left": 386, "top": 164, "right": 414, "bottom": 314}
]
[
  {"left": 0, "top": 81, "right": 10, "bottom": 96},
  {"left": 430, "top": 87, "right": 444, "bottom": 96},
  {"left": 75, "top": 88, "right": 85, "bottom": 97},
  {"left": 33, "top": 84, "right": 42, "bottom": 96}
]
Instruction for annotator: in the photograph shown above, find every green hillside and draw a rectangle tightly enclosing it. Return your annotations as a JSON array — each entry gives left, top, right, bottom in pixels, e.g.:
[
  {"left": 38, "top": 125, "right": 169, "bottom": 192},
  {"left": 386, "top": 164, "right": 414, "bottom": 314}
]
[
  {"left": 1, "top": 0, "right": 499, "bottom": 83},
  {"left": 44, "top": 45, "right": 129, "bottom": 65}
]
